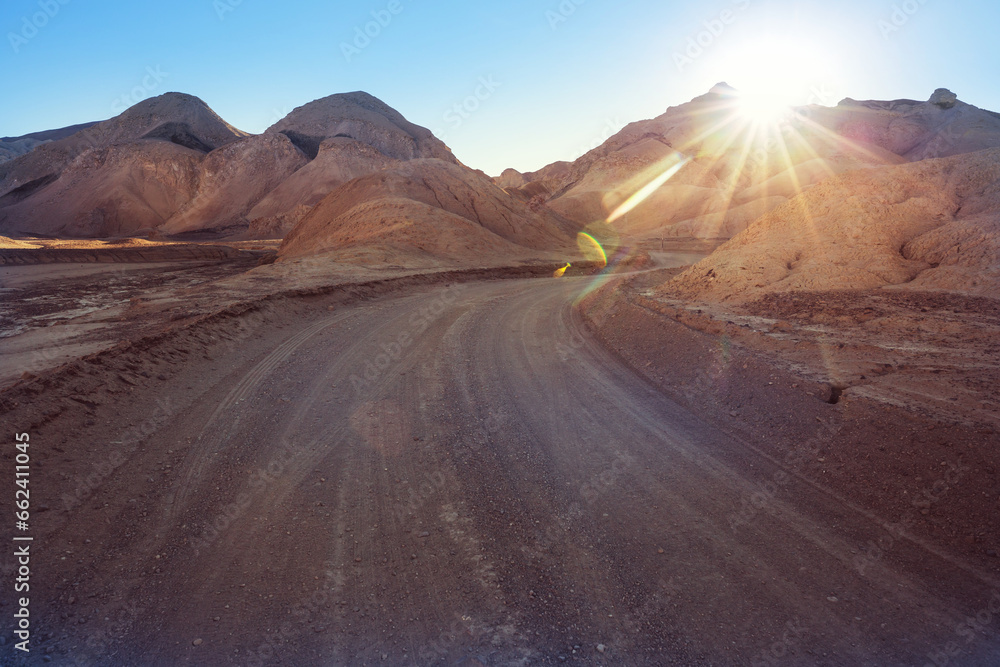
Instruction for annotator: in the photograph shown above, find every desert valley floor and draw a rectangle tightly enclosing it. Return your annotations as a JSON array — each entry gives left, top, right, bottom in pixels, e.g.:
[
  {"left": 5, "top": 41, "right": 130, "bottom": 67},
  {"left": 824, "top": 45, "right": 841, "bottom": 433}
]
[
  {"left": 0, "top": 239, "right": 998, "bottom": 665},
  {"left": 1, "top": 85, "right": 1000, "bottom": 665}
]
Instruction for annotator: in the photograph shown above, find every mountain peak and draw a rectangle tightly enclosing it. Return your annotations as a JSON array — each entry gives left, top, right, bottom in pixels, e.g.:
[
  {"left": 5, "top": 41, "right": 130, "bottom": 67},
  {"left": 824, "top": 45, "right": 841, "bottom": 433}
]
[
  {"left": 267, "top": 91, "right": 412, "bottom": 136},
  {"left": 119, "top": 92, "right": 219, "bottom": 120},
  {"left": 709, "top": 82, "right": 738, "bottom": 96},
  {"left": 266, "top": 91, "right": 454, "bottom": 163},
  {"left": 91, "top": 92, "right": 248, "bottom": 153},
  {"left": 929, "top": 88, "right": 958, "bottom": 109},
  {"left": 313, "top": 91, "right": 401, "bottom": 114}
]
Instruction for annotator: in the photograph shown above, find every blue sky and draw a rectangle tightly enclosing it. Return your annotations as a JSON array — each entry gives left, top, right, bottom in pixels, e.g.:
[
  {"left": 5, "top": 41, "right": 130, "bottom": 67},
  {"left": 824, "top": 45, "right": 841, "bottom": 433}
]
[{"left": 1, "top": 0, "right": 997, "bottom": 175}]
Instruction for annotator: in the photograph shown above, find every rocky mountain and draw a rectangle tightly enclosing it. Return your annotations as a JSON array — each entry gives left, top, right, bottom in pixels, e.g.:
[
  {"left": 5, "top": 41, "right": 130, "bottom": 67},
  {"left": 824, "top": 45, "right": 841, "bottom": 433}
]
[
  {"left": 160, "top": 133, "right": 309, "bottom": 236},
  {"left": 245, "top": 137, "right": 399, "bottom": 238},
  {"left": 0, "top": 92, "right": 464, "bottom": 240},
  {"left": 504, "top": 86, "right": 1000, "bottom": 241},
  {"left": 0, "top": 91, "right": 575, "bottom": 265},
  {"left": 265, "top": 91, "right": 455, "bottom": 163},
  {"left": 278, "top": 159, "right": 577, "bottom": 265},
  {"left": 0, "top": 93, "right": 248, "bottom": 237},
  {"left": 0, "top": 140, "right": 204, "bottom": 237},
  {"left": 233, "top": 92, "right": 461, "bottom": 237},
  {"left": 155, "top": 91, "right": 466, "bottom": 239},
  {"left": 816, "top": 89, "right": 1000, "bottom": 161},
  {"left": 0, "top": 93, "right": 245, "bottom": 192},
  {"left": 10, "top": 84, "right": 995, "bottom": 275},
  {"left": 0, "top": 121, "right": 100, "bottom": 164},
  {"left": 666, "top": 147, "right": 1000, "bottom": 301},
  {"left": 2, "top": 121, "right": 103, "bottom": 145}
]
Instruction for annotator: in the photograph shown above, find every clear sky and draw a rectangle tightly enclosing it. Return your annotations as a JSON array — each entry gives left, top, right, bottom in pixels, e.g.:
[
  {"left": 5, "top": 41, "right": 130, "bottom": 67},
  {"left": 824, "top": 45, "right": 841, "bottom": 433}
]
[{"left": 1, "top": 0, "right": 997, "bottom": 175}]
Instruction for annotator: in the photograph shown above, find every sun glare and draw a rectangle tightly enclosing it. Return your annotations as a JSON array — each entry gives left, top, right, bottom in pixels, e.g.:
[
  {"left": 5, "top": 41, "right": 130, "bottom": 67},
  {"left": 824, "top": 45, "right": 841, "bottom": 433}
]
[
  {"left": 606, "top": 154, "right": 690, "bottom": 224},
  {"left": 718, "top": 38, "right": 835, "bottom": 125},
  {"left": 736, "top": 88, "right": 795, "bottom": 124}
]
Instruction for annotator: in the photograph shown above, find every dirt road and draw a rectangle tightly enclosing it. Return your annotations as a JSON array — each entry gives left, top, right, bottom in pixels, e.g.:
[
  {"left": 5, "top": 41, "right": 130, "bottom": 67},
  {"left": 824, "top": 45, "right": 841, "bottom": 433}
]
[{"left": 7, "top": 274, "right": 1000, "bottom": 665}]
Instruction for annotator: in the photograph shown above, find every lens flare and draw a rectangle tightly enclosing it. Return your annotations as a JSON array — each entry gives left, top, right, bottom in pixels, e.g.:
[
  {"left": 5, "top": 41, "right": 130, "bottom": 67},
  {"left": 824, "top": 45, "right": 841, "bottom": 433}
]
[
  {"left": 553, "top": 263, "right": 572, "bottom": 278},
  {"left": 577, "top": 232, "right": 608, "bottom": 267},
  {"left": 606, "top": 154, "right": 690, "bottom": 224},
  {"left": 737, "top": 90, "right": 793, "bottom": 125}
]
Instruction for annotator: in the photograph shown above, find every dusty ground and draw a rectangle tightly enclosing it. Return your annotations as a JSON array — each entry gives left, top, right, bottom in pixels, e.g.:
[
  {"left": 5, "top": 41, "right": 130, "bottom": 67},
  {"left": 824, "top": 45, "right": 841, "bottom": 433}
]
[
  {"left": 0, "top": 241, "right": 263, "bottom": 387},
  {"left": 630, "top": 268, "right": 1000, "bottom": 429},
  {"left": 581, "top": 269, "right": 1000, "bottom": 635},
  {"left": 0, "top": 239, "right": 568, "bottom": 389},
  {"left": 665, "top": 148, "right": 1000, "bottom": 303},
  {"left": 0, "top": 242, "right": 998, "bottom": 665}
]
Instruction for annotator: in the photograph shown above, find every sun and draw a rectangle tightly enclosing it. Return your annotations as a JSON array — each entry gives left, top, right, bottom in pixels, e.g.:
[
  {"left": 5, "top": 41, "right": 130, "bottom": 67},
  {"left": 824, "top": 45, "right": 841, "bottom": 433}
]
[
  {"left": 736, "top": 87, "right": 796, "bottom": 124},
  {"left": 714, "top": 37, "right": 836, "bottom": 125}
]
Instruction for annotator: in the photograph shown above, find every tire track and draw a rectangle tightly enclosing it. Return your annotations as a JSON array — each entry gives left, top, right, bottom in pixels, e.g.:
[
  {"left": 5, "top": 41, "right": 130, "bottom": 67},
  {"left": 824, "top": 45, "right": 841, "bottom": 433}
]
[{"left": 166, "top": 313, "right": 350, "bottom": 516}]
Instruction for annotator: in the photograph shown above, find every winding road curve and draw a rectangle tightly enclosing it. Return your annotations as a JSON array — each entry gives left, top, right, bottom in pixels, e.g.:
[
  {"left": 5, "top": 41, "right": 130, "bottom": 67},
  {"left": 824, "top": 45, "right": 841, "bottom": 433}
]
[{"left": 48, "top": 274, "right": 1000, "bottom": 666}]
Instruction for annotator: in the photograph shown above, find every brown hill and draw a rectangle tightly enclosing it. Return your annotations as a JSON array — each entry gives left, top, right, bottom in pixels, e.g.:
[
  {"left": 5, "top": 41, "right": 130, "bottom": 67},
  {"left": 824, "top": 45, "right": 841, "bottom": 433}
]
[
  {"left": 0, "top": 92, "right": 459, "bottom": 241},
  {"left": 0, "top": 93, "right": 245, "bottom": 197},
  {"left": 245, "top": 138, "right": 399, "bottom": 238},
  {"left": 161, "top": 134, "right": 309, "bottom": 236},
  {"left": 665, "top": 148, "right": 1000, "bottom": 302},
  {"left": 496, "top": 161, "right": 573, "bottom": 198},
  {"left": 235, "top": 92, "right": 460, "bottom": 236},
  {"left": 0, "top": 121, "right": 101, "bottom": 164},
  {"left": 1, "top": 121, "right": 102, "bottom": 144},
  {"left": 0, "top": 139, "right": 46, "bottom": 167},
  {"left": 0, "top": 140, "right": 204, "bottom": 237},
  {"left": 514, "top": 86, "right": 1000, "bottom": 241},
  {"left": 265, "top": 91, "right": 454, "bottom": 162},
  {"left": 816, "top": 90, "right": 1000, "bottom": 161},
  {"left": 173, "top": 92, "right": 462, "bottom": 239},
  {"left": 495, "top": 168, "right": 527, "bottom": 189},
  {"left": 0, "top": 93, "right": 248, "bottom": 237},
  {"left": 279, "top": 159, "right": 578, "bottom": 265}
]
